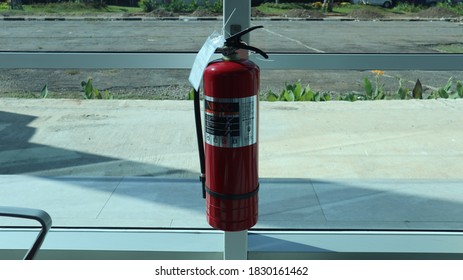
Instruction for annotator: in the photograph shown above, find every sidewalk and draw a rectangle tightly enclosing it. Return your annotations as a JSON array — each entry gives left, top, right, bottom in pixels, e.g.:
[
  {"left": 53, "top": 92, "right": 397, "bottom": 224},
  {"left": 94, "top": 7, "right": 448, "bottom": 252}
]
[{"left": 1, "top": 99, "right": 462, "bottom": 229}]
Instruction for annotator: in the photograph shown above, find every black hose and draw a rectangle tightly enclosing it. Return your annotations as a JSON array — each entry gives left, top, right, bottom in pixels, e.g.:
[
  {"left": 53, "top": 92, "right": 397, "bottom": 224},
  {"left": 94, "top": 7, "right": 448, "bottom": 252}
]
[{"left": 193, "top": 88, "right": 206, "bottom": 199}]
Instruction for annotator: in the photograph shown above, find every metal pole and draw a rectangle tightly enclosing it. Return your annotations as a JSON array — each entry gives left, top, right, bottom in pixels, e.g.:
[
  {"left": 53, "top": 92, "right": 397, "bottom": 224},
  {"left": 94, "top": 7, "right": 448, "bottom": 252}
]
[
  {"left": 224, "top": 230, "right": 248, "bottom": 260},
  {"left": 222, "top": 0, "right": 250, "bottom": 261},
  {"left": 223, "top": 0, "right": 251, "bottom": 54}
]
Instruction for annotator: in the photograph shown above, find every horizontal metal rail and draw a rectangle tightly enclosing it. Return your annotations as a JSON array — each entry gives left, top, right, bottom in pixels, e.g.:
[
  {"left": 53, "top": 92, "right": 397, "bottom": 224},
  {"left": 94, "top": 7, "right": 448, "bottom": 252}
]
[
  {"left": 1, "top": 52, "right": 462, "bottom": 71},
  {"left": 2, "top": 229, "right": 463, "bottom": 259}
]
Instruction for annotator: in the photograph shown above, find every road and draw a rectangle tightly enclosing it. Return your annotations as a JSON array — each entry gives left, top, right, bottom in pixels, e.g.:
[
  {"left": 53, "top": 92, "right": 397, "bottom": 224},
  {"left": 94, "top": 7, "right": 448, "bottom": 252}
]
[
  {"left": 1, "top": 19, "right": 462, "bottom": 52},
  {"left": 0, "top": 19, "right": 462, "bottom": 98}
]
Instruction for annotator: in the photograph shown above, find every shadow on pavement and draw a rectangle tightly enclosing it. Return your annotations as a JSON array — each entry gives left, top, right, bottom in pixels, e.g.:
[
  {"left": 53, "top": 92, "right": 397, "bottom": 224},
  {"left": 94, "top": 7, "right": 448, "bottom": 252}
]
[{"left": 0, "top": 110, "right": 194, "bottom": 176}]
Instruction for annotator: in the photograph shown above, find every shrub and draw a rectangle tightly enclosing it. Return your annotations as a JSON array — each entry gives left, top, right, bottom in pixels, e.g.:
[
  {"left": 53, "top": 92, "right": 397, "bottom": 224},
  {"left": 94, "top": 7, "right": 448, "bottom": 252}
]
[
  {"left": 267, "top": 80, "right": 331, "bottom": 102},
  {"left": 139, "top": 0, "right": 157, "bottom": 12}
]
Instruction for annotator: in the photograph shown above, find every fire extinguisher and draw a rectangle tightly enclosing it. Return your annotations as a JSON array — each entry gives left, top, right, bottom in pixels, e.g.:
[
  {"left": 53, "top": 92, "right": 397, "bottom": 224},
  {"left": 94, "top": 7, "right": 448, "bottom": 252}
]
[{"left": 193, "top": 26, "right": 268, "bottom": 232}]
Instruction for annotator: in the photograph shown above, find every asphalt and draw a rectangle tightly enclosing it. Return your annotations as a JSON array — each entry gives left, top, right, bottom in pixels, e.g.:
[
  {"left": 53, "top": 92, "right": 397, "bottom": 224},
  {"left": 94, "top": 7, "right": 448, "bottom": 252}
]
[{"left": 1, "top": 98, "right": 463, "bottom": 230}]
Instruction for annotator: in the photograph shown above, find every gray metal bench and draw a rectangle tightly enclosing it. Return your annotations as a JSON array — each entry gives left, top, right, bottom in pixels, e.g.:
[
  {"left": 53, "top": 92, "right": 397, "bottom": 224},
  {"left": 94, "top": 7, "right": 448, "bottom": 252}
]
[{"left": 0, "top": 206, "right": 52, "bottom": 260}]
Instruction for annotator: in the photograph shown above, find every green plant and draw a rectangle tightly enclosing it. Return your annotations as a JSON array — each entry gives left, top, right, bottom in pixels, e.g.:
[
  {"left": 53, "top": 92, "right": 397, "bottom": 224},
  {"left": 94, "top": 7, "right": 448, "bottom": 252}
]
[
  {"left": 187, "top": 88, "right": 195, "bottom": 100},
  {"left": 363, "top": 70, "right": 385, "bottom": 100},
  {"left": 141, "top": 0, "right": 208, "bottom": 13},
  {"left": 0, "top": 2, "right": 9, "bottom": 11},
  {"left": 266, "top": 80, "right": 331, "bottom": 102},
  {"left": 9, "top": 0, "right": 22, "bottom": 10},
  {"left": 337, "top": 92, "right": 366, "bottom": 101},
  {"left": 264, "top": 75, "right": 455, "bottom": 102},
  {"left": 29, "top": 84, "right": 50, "bottom": 99},
  {"left": 412, "top": 79, "right": 423, "bottom": 99},
  {"left": 257, "top": 2, "right": 313, "bottom": 15},
  {"left": 81, "top": 77, "right": 113, "bottom": 99},
  {"left": 437, "top": 2, "right": 463, "bottom": 16},
  {"left": 428, "top": 77, "right": 463, "bottom": 99},
  {"left": 139, "top": 0, "right": 157, "bottom": 12},
  {"left": 189, "top": 0, "right": 199, "bottom": 11},
  {"left": 40, "top": 84, "right": 48, "bottom": 99},
  {"left": 394, "top": 78, "right": 410, "bottom": 100},
  {"left": 165, "top": 0, "right": 188, "bottom": 12},
  {"left": 203, "top": 0, "right": 223, "bottom": 13},
  {"left": 392, "top": 3, "right": 424, "bottom": 14},
  {"left": 262, "top": 2, "right": 309, "bottom": 10}
]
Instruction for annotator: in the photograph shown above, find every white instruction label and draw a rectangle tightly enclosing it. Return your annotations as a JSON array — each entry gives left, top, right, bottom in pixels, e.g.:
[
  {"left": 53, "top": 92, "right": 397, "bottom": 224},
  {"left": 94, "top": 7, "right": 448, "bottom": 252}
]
[
  {"left": 205, "top": 95, "right": 257, "bottom": 148},
  {"left": 188, "top": 31, "right": 225, "bottom": 91}
]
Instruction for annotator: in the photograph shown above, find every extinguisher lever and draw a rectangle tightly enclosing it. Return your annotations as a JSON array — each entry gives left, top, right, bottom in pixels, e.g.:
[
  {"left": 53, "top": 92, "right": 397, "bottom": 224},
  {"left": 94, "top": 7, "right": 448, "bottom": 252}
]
[
  {"left": 226, "top": 25, "right": 263, "bottom": 44},
  {"left": 224, "top": 25, "right": 268, "bottom": 59},
  {"left": 236, "top": 43, "right": 269, "bottom": 59}
]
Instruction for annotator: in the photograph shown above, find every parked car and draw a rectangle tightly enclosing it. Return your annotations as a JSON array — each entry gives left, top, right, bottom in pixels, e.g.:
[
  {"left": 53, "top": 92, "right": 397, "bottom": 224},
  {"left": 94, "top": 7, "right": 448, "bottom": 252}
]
[
  {"left": 423, "top": 0, "right": 463, "bottom": 5},
  {"left": 352, "top": 0, "right": 395, "bottom": 8},
  {"left": 397, "top": 0, "right": 462, "bottom": 5}
]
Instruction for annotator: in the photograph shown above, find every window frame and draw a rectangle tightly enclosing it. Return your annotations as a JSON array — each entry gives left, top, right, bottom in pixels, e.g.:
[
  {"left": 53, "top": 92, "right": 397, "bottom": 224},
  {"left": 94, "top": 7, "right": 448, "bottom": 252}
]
[
  {"left": 2, "top": 228, "right": 463, "bottom": 260},
  {"left": 1, "top": 53, "right": 463, "bottom": 70}
]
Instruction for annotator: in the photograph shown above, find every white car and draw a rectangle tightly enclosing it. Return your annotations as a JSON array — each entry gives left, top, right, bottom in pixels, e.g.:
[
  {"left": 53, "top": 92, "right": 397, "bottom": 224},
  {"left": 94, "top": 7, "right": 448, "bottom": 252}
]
[
  {"left": 352, "top": 0, "right": 394, "bottom": 8},
  {"left": 425, "top": 0, "right": 463, "bottom": 5}
]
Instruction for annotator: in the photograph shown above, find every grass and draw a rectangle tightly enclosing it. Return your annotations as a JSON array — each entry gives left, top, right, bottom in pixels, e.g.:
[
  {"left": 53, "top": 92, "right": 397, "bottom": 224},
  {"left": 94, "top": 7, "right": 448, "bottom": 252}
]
[
  {"left": 438, "top": 2, "right": 463, "bottom": 14},
  {"left": 0, "top": 2, "right": 9, "bottom": 11},
  {"left": 257, "top": 2, "right": 463, "bottom": 17},
  {"left": 392, "top": 3, "right": 426, "bottom": 13},
  {"left": 332, "top": 3, "right": 387, "bottom": 15},
  {"left": 257, "top": 2, "right": 394, "bottom": 17},
  {"left": 256, "top": 2, "right": 314, "bottom": 15},
  {"left": 434, "top": 43, "right": 463, "bottom": 53},
  {"left": 256, "top": 2, "right": 379, "bottom": 16},
  {"left": 2, "top": 1, "right": 463, "bottom": 17},
  {"left": 1, "top": 3, "right": 143, "bottom": 15}
]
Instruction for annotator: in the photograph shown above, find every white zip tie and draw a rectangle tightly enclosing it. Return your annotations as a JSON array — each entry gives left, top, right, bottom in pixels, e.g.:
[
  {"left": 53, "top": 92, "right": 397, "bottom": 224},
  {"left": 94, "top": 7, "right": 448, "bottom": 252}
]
[{"left": 222, "top": 8, "right": 236, "bottom": 38}]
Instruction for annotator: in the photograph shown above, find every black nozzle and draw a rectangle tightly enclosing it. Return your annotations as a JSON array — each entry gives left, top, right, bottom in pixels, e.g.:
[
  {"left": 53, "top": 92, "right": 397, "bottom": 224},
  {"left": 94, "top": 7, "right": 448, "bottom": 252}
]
[{"left": 224, "top": 25, "right": 268, "bottom": 59}]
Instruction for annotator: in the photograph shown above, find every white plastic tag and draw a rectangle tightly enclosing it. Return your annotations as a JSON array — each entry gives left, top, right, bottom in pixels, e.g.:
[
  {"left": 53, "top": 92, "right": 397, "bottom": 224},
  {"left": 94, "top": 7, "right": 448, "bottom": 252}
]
[{"left": 188, "top": 31, "right": 225, "bottom": 91}]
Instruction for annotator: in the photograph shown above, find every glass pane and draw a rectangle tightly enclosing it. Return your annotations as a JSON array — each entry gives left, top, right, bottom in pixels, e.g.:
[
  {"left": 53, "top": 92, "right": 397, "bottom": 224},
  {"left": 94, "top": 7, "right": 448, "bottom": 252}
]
[
  {"left": 1, "top": 0, "right": 463, "bottom": 232},
  {"left": 1, "top": 69, "right": 462, "bottom": 230},
  {"left": 257, "top": 69, "right": 463, "bottom": 231}
]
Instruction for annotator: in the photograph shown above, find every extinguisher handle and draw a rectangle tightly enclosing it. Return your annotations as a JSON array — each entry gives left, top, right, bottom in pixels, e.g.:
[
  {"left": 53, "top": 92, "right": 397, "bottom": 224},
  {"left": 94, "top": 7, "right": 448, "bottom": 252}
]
[
  {"left": 192, "top": 88, "right": 207, "bottom": 199},
  {"left": 224, "top": 25, "right": 268, "bottom": 59}
]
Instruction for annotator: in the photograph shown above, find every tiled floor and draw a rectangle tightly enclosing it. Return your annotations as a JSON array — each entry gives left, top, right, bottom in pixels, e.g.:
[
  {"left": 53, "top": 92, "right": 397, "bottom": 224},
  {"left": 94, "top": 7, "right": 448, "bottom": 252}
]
[{"left": 1, "top": 175, "right": 462, "bottom": 230}]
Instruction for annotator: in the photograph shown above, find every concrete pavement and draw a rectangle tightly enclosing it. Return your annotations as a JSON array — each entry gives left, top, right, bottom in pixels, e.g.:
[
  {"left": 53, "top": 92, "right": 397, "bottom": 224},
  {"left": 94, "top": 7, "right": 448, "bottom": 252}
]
[
  {"left": 1, "top": 98, "right": 461, "bottom": 179},
  {"left": 1, "top": 99, "right": 463, "bottom": 229}
]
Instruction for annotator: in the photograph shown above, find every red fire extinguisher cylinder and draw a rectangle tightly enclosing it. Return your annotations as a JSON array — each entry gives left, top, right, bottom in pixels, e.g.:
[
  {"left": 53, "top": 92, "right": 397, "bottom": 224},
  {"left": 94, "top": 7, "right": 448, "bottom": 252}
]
[
  {"left": 204, "top": 58, "right": 260, "bottom": 231},
  {"left": 202, "top": 26, "right": 268, "bottom": 232}
]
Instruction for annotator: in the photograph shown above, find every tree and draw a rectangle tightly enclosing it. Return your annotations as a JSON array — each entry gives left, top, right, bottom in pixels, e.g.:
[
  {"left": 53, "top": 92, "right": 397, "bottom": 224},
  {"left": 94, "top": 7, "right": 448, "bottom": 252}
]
[
  {"left": 321, "top": 0, "right": 333, "bottom": 13},
  {"left": 10, "top": 0, "right": 23, "bottom": 10}
]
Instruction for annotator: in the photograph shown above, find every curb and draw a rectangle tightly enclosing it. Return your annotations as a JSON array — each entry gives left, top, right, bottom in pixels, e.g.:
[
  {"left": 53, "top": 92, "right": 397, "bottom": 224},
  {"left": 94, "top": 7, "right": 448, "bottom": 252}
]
[{"left": 0, "top": 15, "right": 461, "bottom": 22}]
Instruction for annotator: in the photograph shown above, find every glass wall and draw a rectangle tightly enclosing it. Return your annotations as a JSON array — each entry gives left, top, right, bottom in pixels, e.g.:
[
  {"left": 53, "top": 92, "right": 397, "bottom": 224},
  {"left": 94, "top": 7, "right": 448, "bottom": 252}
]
[{"left": 1, "top": 0, "right": 463, "bottom": 232}]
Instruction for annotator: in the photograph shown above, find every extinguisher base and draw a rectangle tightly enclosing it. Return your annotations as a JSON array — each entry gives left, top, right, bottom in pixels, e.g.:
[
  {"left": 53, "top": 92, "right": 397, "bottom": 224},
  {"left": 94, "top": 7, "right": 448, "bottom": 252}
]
[
  {"left": 207, "top": 216, "right": 258, "bottom": 232},
  {"left": 206, "top": 195, "right": 258, "bottom": 232}
]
